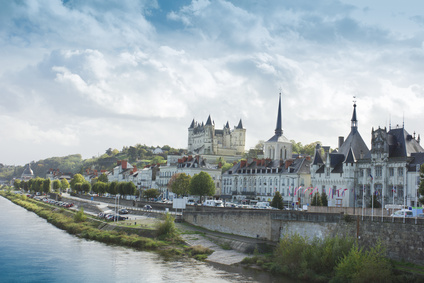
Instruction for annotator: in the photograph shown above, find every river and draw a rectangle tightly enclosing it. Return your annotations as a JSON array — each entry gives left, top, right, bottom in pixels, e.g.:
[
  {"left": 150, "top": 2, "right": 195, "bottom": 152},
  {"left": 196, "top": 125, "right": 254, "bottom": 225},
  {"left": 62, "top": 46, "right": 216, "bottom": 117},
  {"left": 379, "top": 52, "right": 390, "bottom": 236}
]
[{"left": 0, "top": 196, "right": 288, "bottom": 282}]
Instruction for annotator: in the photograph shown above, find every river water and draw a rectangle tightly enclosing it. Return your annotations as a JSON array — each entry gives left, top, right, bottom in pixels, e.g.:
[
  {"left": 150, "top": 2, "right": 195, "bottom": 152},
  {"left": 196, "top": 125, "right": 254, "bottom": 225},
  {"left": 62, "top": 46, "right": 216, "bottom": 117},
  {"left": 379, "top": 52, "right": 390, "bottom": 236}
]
[{"left": 0, "top": 196, "right": 287, "bottom": 282}]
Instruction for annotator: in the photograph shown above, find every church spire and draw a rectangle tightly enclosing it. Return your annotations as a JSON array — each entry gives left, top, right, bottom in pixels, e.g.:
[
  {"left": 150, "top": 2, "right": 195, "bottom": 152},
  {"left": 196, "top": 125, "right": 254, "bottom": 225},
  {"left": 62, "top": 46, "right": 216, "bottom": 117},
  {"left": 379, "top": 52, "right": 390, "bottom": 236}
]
[
  {"left": 275, "top": 92, "right": 283, "bottom": 137},
  {"left": 351, "top": 97, "right": 358, "bottom": 133}
]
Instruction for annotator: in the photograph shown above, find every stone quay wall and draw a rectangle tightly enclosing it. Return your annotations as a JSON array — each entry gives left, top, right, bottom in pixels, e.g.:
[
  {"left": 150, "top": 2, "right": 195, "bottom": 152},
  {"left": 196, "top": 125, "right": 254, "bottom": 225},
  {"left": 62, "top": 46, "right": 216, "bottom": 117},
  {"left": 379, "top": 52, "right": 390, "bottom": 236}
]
[{"left": 183, "top": 210, "right": 424, "bottom": 265}]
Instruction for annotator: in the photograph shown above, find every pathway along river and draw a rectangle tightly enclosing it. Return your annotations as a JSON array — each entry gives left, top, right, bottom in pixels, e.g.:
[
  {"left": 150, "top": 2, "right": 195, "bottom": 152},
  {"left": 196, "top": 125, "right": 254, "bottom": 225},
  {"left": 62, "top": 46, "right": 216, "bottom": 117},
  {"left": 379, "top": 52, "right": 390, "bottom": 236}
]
[{"left": 0, "top": 196, "right": 290, "bottom": 282}]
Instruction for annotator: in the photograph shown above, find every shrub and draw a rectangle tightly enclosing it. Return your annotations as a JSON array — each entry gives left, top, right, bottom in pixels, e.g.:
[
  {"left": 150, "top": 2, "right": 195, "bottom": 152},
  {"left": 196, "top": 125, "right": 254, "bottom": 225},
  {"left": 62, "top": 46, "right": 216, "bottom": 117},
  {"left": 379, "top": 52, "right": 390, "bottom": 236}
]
[
  {"left": 332, "top": 241, "right": 392, "bottom": 283},
  {"left": 155, "top": 213, "right": 178, "bottom": 240},
  {"left": 73, "top": 207, "right": 87, "bottom": 222}
]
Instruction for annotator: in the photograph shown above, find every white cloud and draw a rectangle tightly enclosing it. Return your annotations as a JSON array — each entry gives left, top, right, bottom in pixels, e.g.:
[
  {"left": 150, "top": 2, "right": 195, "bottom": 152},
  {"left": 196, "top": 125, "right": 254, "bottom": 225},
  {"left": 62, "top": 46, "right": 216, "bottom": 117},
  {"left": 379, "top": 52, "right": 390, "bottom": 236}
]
[{"left": 1, "top": 0, "right": 424, "bottom": 165}]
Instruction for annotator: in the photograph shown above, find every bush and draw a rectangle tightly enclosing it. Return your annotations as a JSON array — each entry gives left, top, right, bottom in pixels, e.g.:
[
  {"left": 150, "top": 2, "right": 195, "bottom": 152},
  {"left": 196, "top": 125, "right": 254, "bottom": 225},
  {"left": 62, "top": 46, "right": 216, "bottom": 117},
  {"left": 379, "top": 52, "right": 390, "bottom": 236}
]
[
  {"left": 155, "top": 213, "right": 178, "bottom": 240},
  {"left": 271, "top": 233, "right": 355, "bottom": 281},
  {"left": 74, "top": 207, "right": 87, "bottom": 222},
  {"left": 332, "top": 241, "right": 392, "bottom": 283}
]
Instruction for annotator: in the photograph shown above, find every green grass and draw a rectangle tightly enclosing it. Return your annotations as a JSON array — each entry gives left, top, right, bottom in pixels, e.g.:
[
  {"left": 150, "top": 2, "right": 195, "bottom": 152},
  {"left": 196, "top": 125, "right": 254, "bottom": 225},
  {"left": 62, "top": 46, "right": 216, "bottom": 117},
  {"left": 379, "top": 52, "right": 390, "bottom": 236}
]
[{"left": 0, "top": 192, "right": 210, "bottom": 261}]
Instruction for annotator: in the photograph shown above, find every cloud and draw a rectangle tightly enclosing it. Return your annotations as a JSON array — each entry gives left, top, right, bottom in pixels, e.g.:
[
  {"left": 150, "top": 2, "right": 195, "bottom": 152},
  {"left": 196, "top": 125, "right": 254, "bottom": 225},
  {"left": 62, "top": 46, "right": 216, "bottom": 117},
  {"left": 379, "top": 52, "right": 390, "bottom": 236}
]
[{"left": 1, "top": 0, "right": 424, "bottom": 165}]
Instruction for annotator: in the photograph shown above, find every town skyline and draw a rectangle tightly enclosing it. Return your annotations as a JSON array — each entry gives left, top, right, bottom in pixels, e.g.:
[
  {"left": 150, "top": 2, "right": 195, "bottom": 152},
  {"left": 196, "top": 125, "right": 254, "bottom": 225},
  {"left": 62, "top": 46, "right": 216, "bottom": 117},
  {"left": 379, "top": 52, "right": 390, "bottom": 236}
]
[{"left": 2, "top": 0, "right": 424, "bottom": 166}]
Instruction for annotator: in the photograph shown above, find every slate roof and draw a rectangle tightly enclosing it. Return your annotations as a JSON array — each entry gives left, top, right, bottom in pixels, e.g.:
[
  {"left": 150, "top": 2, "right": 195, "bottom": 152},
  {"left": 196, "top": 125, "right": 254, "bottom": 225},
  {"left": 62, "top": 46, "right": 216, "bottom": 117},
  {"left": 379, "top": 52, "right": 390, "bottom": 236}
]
[{"left": 387, "top": 128, "right": 424, "bottom": 158}]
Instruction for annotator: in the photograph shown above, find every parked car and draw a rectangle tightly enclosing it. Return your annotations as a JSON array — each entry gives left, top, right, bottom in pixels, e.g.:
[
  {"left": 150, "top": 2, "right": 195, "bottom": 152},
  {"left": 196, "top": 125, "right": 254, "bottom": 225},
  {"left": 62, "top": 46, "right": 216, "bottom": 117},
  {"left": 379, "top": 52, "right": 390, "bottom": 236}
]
[
  {"left": 118, "top": 209, "right": 129, "bottom": 214},
  {"left": 391, "top": 209, "right": 413, "bottom": 217},
  {"left": 143, "top": 205, "right": 152, "bottom": 210}
]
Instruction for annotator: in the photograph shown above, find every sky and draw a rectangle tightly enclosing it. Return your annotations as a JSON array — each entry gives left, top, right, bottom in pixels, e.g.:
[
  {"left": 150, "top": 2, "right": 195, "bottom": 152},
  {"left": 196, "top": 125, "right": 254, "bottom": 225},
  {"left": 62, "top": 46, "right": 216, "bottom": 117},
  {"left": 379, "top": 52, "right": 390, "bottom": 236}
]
[{"left": 1, "top": 0, "right": 424, "bottom": 166}]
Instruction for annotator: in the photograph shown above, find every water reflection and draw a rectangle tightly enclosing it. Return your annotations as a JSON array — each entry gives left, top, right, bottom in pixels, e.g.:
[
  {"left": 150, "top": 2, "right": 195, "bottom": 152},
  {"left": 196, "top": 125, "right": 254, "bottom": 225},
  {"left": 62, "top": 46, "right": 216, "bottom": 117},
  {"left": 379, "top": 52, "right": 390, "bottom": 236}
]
[{"left": 0, "top": 196, "right": 291, "bottom": 282}]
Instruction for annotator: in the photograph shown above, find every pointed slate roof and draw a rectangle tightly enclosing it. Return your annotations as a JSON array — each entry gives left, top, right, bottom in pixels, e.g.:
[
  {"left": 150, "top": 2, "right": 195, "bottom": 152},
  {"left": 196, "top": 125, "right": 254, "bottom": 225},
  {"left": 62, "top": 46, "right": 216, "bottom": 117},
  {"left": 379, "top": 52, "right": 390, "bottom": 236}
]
[
  {"left": 344, "top": 148, "right": 356, "bottom": 163},
  {"left": 236, "top": 119, "right": 243, "bottom": 129},
  {"left": 206, "top": 115, "right": 212, "bottom": 126},
  {"left": 266, "top": 93, "right": 289, "bottom": 143},
  {"left": 338, "top": 102, "right": 369, "bottom": 159},
  {"left": 225, "top": 121, "right": 230, "bottom": 128},
  {"left": 312, "top": 145, "right": 324, "bottom": 165},
  {"left": 189, "top": 119, "right": 195, "bottom": 128},
  {"left": 275, "top": 93, "right": 283, "bottom": 137}
]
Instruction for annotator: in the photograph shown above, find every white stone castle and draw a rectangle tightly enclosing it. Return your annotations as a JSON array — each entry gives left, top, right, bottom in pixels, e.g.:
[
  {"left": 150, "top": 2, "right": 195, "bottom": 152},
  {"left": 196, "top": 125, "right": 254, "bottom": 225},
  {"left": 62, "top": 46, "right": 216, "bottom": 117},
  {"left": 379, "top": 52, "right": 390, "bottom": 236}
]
[{"left": 187, "top": 116, "right": 246, "bottom": 156}]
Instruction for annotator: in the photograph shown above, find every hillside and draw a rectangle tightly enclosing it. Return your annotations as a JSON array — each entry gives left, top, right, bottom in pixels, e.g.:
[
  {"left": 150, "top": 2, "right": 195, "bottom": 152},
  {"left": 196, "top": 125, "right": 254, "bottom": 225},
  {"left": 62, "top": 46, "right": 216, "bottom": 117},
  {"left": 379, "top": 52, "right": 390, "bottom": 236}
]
[{"left": 0, "top": 144, "right": 186, "bottom": 181}]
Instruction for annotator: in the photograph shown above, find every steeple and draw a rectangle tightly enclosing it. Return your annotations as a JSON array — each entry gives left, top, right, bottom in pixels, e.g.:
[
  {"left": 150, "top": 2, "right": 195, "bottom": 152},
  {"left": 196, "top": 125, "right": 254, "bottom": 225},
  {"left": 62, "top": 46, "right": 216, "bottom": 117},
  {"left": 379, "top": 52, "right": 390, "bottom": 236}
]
[
  {"left": 275, "top": 92, "right": 283, "bottom": 137},
  {"left": 351, "top": 97, "right": 357, "bottom": 133}
]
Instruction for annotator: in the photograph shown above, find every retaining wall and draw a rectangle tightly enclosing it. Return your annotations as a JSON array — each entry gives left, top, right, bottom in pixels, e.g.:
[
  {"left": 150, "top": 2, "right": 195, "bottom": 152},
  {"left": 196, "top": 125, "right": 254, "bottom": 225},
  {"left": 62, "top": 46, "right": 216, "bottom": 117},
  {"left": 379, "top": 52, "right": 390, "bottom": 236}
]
[{"left": 183, "top": 210, "right": 424, "bottom": 265}]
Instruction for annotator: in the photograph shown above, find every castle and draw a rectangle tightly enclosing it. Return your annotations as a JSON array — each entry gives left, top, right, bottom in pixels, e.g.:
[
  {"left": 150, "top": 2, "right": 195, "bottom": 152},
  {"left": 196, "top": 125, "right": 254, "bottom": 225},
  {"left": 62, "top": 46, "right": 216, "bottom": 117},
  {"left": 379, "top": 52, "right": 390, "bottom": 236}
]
[{"left": 187, "top": 115, "right": 246, "bottom": 156}]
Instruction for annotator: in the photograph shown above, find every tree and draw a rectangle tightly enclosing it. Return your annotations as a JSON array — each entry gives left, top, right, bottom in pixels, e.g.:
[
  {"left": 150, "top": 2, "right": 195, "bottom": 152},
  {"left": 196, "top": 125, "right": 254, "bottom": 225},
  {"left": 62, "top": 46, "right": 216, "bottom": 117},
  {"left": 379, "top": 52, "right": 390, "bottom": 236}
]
[
  {"left": 107, "top": 181, "right": 118, "bottom": 195},
  {"left": 52, "top": 180, "right": 62, "bottom": 193},
  {"left": 169, "top": 173, "right": 191, "bottom": 197},
  {"left": 70, "top": 174, "right": 85, "bottom": 190},
  {"left": 418, "top": 164, "right": 424, "bottom": 204},
  {"left": 311, "top": 192, "right": 322, "bottom": 206},
  {"left": 98, "top": 173, "right": 108, "bottom": 183},
  {"left": 271, "top": 191, "right": 284, "bottom": 209},
  {"left": 117, "top": 182, "right": 125, "bottom": 196},
  {"left": 124, "top": 182, "right": 137, "bottom": 196},
  {"left": 61, "top": 179, "right": 70, "bottom": 192},
  {"left": 221, "top": 162, "right": 233, "bottom": 174},
  {"left": 321, "top": 191, "right": 328, "bottom": 206},
  {"left": 142, "top": 188, "right": 160, "bottom": 199},
  {"left": 151, "top": 156, "right": 165, "bottom": 164},
  {"left": 189, "top": 171, "right": 215, "bottom": 202},
  {"left": 42, "top": 179, "right": 51, "bottom": 194},
  {"left": 13, "top": 179, "right": 21, "bottom": 189},
  {"left": 82, "top": 181, "right": 91, "bottom": 194}
]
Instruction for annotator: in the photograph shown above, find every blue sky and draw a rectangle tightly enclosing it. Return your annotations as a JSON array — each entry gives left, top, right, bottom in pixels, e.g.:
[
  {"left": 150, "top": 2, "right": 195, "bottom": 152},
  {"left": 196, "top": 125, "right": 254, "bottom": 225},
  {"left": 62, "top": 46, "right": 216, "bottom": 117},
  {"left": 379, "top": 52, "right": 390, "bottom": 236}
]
[{"left": 1, "top": 0, "right": 424, "bottom": 165}]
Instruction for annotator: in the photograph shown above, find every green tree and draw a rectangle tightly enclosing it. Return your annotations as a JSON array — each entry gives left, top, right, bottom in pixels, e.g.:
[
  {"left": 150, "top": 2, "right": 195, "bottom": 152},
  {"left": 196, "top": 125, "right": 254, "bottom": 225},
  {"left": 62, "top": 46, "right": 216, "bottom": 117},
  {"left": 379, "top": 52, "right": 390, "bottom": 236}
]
[
  {"left": 142, "top": 188, "right": 160, "bottom": 199},
  {"left": 107, "top": 181, "right": 118, "bottom": 195},
  {"left": 74, "top": 183, "right": 83, "bottom": 194},
  {"left": 117, "top": 182, "right": 125, "bottom": 197},
  {"left": 124, "top": 181, "right": 137, "bottom": 196},
  {"left": 70, "top": 174, "right": 85, "bottom": 190},
  {"left": 98, "top": 173, "right": 108, "bottom": 183},
  {"left": 42, "top": 179, "right": 51, "bottom": 194},
  {"left": 82, "top": 181, "right": 91, "bottom": 193},
  {"left": 418, "top": 164, "right": 424, "bottom": 204},
  {"left": 169, "top": 173, "right": 191, "bottom": 197},
  {"left": 52, "top": 180, "right": 62, "bottom": 193},
  {"left": 311, "top": 192, "right": 322, "bottom": 206},
  {"left": 321, "top": 190, "right": 328, "bottom": 206},
  {"left": 271, "top": 191, "right": 284, "bottom": 209},
  {"left": 151, "top": 156, "right": 165, "bottom": 164},
  {"left": 13, "top": 179, "right": 21, "bottom": 189},
  {"left": 189, "top": 171, "right": 215, "bottom": 202},
  {"left": 61, "top": 179, "right": 70, "bottom": 192}
]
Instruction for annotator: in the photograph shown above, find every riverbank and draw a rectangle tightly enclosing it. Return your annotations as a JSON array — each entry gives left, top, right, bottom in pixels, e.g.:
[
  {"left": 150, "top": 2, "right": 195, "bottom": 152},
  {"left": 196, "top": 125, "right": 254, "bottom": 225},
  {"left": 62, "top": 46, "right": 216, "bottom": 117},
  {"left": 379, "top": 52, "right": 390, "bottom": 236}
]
[{"left": 0, "top": 191, "right": 213, "bottom": 261}]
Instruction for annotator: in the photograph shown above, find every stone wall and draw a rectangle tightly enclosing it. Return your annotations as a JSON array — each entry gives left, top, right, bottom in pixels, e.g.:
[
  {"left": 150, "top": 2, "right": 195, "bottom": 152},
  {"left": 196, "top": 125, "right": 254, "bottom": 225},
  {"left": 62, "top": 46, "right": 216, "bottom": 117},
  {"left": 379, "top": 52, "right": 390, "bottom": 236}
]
[
  {"left": 184, "top": 210, "right": 272, "bottom": 239},
  {"left": 183, "top": 210, "right": 424, "bottom": 265}
]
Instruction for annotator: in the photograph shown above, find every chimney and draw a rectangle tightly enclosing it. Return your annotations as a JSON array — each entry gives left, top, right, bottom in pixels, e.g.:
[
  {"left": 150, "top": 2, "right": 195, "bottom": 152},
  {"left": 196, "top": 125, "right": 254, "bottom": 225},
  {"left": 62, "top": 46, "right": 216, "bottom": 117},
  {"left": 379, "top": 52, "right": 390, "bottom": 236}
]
[
  {"left": 285, "top": 159, "right": 294, "bottom": 169},
  {"left": 338, "top": 136, "right": 344, "bottom": 149}
]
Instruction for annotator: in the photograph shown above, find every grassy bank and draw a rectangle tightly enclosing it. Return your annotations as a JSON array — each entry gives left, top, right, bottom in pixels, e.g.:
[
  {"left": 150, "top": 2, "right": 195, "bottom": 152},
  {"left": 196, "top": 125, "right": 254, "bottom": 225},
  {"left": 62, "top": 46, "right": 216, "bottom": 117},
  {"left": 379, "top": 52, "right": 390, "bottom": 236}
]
[
  {"left": 241, "top": 232, "right": 424, "bottom": 282},
  {"left": 0, "top": 191, "right": 212, "bottom": 260}
]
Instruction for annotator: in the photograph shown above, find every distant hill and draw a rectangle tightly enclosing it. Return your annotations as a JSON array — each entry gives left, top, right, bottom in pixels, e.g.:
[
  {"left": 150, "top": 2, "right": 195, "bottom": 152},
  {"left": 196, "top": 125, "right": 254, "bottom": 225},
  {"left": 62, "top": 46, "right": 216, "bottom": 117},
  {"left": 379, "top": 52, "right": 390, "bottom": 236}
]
[{"left": 0, "top": 144, "right": 187, "bottom": 181}]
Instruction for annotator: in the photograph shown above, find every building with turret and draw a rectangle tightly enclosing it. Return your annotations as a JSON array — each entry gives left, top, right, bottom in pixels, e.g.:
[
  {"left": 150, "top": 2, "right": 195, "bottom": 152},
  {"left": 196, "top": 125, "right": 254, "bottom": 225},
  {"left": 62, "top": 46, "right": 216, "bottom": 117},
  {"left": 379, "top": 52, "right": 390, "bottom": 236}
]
[
  {"left": 311, "top": 100, "right": 424, "bottom": 209},
  {"left": 222, "top": 93, "right": 311, "bottom": 205},
  {"left": 311, "top": 101, "right": 370, "bottom": 208},
  {"left": 187, "top": 116, "right": 246, "bottom": 156}
]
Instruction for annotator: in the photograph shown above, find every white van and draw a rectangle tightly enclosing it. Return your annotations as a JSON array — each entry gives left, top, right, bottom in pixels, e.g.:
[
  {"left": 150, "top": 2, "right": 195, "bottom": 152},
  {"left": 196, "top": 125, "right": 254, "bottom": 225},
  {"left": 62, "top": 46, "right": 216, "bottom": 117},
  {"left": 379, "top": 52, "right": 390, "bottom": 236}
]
[
  {"left": 391, "top": 209, "right": 413, "bottom": 217},
  {"left": 203, "top": 200, "right": 224, "bottom": 207}
]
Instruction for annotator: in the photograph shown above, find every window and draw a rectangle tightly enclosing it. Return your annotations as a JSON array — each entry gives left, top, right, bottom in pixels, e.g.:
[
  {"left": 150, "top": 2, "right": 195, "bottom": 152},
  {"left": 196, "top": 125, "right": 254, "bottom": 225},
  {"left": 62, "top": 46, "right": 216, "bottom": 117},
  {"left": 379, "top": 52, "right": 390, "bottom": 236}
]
[
  {"left": 360, "top": 169, "right": 364, "bottom": 177},
  {"left": 398, "top": 168, "right": 404, "bottom": 177},
  {"left": 375, "top": 166, "right": 382, "bottom": 177},
  {"left": 389, "top": 168, "right": 394, "bottom": 177}
]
